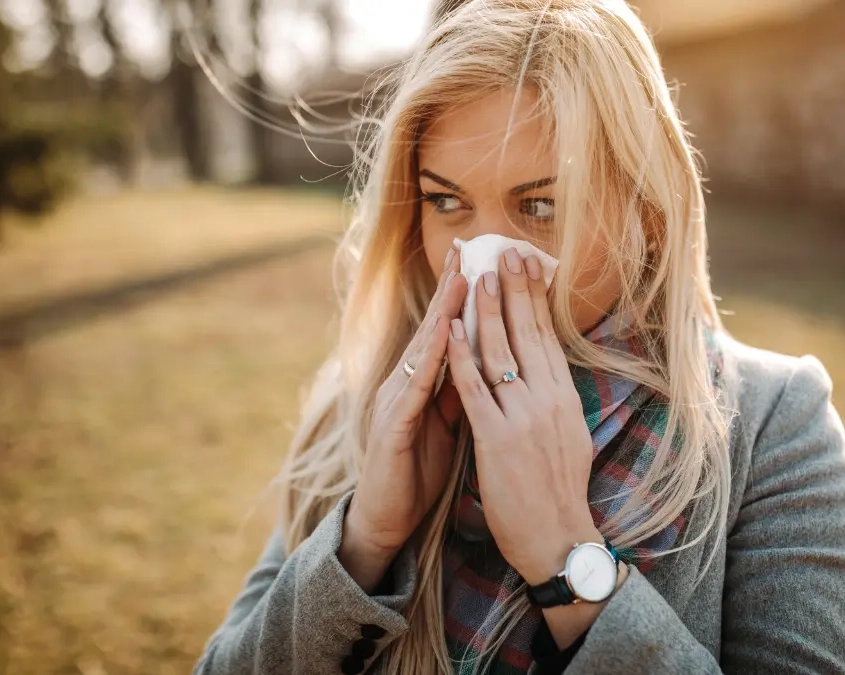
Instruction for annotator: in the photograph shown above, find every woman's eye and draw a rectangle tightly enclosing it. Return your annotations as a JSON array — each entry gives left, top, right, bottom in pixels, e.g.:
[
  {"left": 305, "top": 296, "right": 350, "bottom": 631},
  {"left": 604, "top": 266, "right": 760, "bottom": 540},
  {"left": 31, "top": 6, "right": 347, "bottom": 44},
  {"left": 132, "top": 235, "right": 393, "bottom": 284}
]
[
  {"left": 422, "top": 193, "right": 465, "bottom": 213},
  {"left": 520, "top": 198, "right": 555, "bottom": 220}
]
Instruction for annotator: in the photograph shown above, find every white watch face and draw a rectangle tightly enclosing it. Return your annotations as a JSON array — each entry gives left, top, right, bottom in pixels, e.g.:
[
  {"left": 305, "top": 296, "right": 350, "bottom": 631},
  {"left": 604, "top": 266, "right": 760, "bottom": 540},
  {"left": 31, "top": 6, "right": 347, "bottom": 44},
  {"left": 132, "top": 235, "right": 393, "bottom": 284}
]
[{"left": 565, "top": 543, "right": 617, "bottom": 602}]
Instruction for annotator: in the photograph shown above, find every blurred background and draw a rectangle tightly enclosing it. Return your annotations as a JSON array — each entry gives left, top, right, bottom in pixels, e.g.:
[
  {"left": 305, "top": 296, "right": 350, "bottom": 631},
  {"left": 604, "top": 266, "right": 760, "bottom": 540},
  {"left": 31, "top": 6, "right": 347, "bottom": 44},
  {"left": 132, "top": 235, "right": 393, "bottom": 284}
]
[{"left": 0, "top": 1, "right": 843, "bottom": 673}]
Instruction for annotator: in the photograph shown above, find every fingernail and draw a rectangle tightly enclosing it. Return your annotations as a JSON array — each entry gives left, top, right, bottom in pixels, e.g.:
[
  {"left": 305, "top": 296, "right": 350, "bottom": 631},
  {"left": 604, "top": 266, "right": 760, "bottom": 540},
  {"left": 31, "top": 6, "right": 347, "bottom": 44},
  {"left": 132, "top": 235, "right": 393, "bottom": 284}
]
[
  {"left": 525, "top": 255, "right": 542, "bottom": 281},
  {"left": 482, "top": 271, "right": 498, "bottom": 296},
  {"left": 450, "top": 319, "right": 465, "bottom": 340},
  {"left": 505, "top": 248, "right": 522, "bottom": 274},
  {"left": 444, "top": 247, "right": 456, "bottom": 269},
  {"left": 446, "top": 271, "right": 456, "bottom": 286}
]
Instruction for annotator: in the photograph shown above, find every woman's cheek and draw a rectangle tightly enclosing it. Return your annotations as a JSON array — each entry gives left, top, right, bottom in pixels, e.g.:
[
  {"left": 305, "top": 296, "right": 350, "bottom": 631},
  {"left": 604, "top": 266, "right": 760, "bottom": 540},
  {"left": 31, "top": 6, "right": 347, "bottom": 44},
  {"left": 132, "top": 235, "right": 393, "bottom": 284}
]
[
  {"left": 570, "top": 235, "right": 621, "bottom": 330},
  {"left": 421, "top": 220, "right": 455, "bottom": 276}
]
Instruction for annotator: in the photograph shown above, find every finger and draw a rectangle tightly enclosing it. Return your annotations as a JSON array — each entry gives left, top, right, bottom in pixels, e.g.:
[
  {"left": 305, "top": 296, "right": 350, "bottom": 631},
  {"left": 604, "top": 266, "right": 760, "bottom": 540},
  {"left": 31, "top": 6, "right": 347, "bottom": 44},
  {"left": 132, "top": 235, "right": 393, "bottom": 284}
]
[
  {"left": 388, "top": 271, "right": 468, "bottom": 405},
  {"left": 395, "top": 246, "right": 459, "bottom": 374},
  {"left": 499, "top": 249, "right": 553, "bottom": 388},
  {"left": 426, "top": 245, "right": 462, "bottom": 325},
  {"left": 391, "top": 248, "right": 464, "bottom": 387},
  {"left": 474, "top": 270, "right": 527, "bottom": 407},
  {"left": 446, "top": 318, "right": 504, "bottom": 427},
  {"left": 390, "top": 311, "right": 452, "bottom": 418},
  {"left": 524, "top": 254, "right": 571, "bottom": 384}
]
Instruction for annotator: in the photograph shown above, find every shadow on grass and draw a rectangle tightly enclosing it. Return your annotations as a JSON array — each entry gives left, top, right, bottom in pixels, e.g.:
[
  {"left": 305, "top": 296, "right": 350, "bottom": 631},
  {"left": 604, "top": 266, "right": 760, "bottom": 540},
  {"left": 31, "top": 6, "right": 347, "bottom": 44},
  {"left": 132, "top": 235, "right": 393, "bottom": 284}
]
[
  {"left": 0, "top": 234, "right": 335, "bottom": 349},
  {"left": 1, "top": 198, "right": 841, "bottom": 350}
]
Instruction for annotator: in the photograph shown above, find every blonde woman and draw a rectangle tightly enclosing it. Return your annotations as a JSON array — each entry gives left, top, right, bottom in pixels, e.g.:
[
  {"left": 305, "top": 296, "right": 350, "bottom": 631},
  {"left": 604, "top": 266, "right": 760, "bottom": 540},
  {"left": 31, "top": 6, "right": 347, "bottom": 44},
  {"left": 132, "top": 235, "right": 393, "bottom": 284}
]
[{"left": 193, "top": 1, "right": 845, "bottom": 673}]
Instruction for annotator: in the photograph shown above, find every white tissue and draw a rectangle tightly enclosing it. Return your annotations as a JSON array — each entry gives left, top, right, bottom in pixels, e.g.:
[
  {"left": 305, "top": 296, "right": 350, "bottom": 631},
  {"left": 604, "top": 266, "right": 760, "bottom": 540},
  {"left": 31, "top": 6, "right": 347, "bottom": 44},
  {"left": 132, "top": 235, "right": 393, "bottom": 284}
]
[{"left": 454, "top": 234, "right": 559, "bottom": 367}]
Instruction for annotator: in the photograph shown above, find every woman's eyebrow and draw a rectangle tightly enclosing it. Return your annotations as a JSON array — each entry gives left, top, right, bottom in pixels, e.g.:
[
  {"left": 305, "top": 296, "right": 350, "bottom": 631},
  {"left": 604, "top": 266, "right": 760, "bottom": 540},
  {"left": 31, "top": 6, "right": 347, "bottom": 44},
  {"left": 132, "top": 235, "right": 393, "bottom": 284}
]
[
  {"left": 510, "top": 177, "right": 557, "bottom": 195},
  {"left": 419, "top": 169, "right": 464, "bottom": 193}
]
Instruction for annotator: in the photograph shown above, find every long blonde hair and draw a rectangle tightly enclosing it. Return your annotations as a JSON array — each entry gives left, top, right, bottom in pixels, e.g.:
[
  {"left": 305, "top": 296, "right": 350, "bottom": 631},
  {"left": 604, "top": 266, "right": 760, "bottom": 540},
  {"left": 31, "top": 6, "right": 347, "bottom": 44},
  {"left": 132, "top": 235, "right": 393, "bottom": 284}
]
[{"left": 279, "top": 1, "right": 730, "bottom": 672}]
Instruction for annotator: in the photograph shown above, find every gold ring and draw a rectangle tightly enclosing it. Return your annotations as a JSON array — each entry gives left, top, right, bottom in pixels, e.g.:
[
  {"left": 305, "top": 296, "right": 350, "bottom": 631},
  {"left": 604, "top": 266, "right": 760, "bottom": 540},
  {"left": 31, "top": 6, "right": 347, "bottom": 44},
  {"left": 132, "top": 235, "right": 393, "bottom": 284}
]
[
  {"left": 489, "top": 369, "right": 518, "bottom": 389},
  {"left": 403, "top": 360, "right": 415, "bottom": 378}
]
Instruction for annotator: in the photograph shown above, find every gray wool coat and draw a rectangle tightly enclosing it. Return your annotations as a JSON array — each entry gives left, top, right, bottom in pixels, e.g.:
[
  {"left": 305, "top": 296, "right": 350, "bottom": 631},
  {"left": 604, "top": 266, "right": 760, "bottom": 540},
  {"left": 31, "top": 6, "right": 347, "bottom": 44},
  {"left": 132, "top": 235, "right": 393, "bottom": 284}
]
[{"left": 193, "top": 337, "right": 845, "bottom": 675}]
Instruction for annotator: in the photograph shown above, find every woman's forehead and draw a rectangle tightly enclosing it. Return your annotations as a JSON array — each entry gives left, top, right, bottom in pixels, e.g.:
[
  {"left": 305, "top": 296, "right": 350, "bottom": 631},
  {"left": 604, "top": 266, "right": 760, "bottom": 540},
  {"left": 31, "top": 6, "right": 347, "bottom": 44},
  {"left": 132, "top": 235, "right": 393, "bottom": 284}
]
[{"left": 417, "top": 88, "right": 557, "bottom": 188}]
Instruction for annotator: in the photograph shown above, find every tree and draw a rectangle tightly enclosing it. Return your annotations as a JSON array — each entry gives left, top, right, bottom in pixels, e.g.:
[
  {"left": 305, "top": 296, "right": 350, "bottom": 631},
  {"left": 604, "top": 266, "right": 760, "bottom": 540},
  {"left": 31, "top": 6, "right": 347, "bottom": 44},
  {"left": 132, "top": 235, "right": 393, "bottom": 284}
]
[
  {"left": 97, "top": 0, "right": 125, "bottom": 97},
  {"left": 247, "top": 0, "right": 274, "bottom": 184},
  {"left": 95, "top": 0, "right": 137, "bottom": 182},
  {"left": 0, "top": 24, "right": 63, "bottom": 240},
  {"left": 166, "top": 0, "right": 217, "bottom": 182},
  {"left": 44, "top": 0, "right": 75, "bottom": 73},
  {"left": 313, "top": 0, "right": 343, "bottom": 71}
]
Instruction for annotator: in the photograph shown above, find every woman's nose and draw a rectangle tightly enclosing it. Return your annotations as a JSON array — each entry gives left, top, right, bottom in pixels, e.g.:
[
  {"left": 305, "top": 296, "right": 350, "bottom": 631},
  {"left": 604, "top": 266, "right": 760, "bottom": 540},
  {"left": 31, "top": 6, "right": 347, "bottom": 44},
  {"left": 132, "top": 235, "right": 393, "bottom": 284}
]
[{"left": 463, "top": 206, "right": 520, "bottom": 240}]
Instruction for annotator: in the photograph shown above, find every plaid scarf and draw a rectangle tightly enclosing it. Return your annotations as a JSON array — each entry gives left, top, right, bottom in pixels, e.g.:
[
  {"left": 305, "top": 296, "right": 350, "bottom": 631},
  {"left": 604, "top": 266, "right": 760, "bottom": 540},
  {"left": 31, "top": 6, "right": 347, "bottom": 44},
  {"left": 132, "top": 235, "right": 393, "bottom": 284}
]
[{"left": 442, "top": 314, "right": 722, "bottom": 674}]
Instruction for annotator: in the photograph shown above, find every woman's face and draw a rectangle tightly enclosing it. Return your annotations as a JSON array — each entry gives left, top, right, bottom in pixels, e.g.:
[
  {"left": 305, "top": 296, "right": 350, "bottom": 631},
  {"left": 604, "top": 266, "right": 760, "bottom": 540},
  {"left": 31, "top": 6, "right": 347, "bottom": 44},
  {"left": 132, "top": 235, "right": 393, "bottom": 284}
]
[{"left": 417, "top": 87, "right": 620, "bottom": 333}]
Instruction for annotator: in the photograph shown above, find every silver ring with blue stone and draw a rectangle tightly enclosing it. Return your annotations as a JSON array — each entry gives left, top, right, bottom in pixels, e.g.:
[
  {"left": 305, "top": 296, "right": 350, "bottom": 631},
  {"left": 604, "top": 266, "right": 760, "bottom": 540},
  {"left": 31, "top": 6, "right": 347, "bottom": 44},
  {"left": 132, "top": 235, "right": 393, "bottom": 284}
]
[{"left": 489, "top": 369, "right": 519, "bottom": 390}]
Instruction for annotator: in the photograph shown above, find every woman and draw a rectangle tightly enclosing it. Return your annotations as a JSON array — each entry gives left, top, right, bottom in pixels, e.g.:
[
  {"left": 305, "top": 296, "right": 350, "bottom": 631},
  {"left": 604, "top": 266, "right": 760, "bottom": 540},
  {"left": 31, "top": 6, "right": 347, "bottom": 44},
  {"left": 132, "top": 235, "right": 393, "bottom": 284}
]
[{"left": 194, "top": 1, "right": 845, "bottom": 673}]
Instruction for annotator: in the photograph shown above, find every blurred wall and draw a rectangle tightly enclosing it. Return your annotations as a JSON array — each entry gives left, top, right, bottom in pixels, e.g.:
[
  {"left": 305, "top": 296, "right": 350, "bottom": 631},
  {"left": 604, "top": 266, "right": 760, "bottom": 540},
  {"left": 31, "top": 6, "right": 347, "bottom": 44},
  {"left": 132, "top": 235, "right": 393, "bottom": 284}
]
[{"left": 659, "top": 0, "right": 845, "bottom": 211}]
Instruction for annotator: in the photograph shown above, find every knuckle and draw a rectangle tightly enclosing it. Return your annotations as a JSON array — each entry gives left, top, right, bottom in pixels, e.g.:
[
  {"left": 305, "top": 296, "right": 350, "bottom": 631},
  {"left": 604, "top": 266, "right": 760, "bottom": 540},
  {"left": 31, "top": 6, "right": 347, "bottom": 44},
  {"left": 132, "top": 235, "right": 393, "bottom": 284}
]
[
  {"left": 538, "top": 399, "right": 562, "bottom": 422},
  {"left": 409, "top": 373, "right": 430, "bottom": 394},
  {"left": 480, "top": 300, "right": 501, "bottom": 317},
  {"left": 538, "top": 320, "right": 557, "bottom": 341},
  {"left": 560, "top": 387, "right": 583, "bottom": 414},
  {"left": 418, "top": 315, "right": 435, "bottom": 338},
  {"left": 501, "top": 273, "right": 530, "bottom": 295},
  {"left": 519, "top": 321, "right": 543, "bottom": 347},
  {"left": 467, "top": 377, "right": 488, "bottom": 400},
  {"left": 415, "top": 339, "right": 431, "bottom": 361},
  {"left": 491, "top": 337, "right": 514, "bottom": 365}
]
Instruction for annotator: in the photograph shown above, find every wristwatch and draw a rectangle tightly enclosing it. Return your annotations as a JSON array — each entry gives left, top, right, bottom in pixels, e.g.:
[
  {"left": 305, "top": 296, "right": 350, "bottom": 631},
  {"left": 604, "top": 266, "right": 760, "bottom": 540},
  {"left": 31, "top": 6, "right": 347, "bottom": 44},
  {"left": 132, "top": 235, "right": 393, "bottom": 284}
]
[{"left": 526, "top": 538, "right": 620, "bottom": 607}]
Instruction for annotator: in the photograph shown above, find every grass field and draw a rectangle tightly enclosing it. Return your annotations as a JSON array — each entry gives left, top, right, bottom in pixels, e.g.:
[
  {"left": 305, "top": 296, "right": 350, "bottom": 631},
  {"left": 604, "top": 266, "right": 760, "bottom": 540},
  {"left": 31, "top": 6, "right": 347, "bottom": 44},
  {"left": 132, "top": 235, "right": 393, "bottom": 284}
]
[{"left": 0, "top": 187, "right": 842, "bottom": 675}]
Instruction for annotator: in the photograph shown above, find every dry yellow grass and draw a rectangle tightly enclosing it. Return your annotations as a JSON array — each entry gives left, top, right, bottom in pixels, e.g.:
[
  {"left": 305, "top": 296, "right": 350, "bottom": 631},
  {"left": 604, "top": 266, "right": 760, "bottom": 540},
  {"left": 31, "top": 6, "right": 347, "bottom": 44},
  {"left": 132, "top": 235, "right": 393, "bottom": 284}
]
[
  {"left": 0, "top": 186, "right": 345, "bottom": 311},
  {"left": 0, "top": 188, "right": 842, "bottom": 675},
  {"left": 0, "top": 188, "right": 343, "bottom": 675}
]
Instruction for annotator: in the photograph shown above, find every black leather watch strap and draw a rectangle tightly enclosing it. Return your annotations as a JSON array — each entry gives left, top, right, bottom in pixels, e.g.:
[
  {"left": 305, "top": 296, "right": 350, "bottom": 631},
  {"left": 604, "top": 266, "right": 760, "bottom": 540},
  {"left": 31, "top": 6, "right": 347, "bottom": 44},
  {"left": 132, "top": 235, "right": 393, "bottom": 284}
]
[{"left": 526, "top": 573, "right": 576, "bottom": 608}]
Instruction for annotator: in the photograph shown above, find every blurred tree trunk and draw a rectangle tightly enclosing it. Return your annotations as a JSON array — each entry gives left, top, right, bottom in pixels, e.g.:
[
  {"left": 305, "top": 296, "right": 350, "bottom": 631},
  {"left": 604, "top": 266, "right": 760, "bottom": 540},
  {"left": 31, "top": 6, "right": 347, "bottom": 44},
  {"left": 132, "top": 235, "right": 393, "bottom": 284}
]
[
  {"left": 297, "top": 0, "right": 342, "bottom": 70},
  {"left": 96, "top": 0, "right": 135, "bottom": 183},
  {"left": 248, "top": 0, "right": 274, "bottom": 185},
  {"left": 0, "top": 21, "right": 10, "bottom": 243},
  {"left": 44, "top": 0, "right": 75, "bottom": 74},
  {"left": 97, "top": 2, "right": 124, "bottom": 102},
  {"left": 170, "top": 41, "right": 207, "bottom": 181},
  {"left": 316, "top": 0, "right": 343, "bottom": 71},
  {"left": 0, "top": 24, "right": 58, "bottom": 240},
  {"left": 0, "top": 20, "right": 10, "bottom": 122},
  {"left": 167, "top": 0, "right": 215, "bottom": 182}
]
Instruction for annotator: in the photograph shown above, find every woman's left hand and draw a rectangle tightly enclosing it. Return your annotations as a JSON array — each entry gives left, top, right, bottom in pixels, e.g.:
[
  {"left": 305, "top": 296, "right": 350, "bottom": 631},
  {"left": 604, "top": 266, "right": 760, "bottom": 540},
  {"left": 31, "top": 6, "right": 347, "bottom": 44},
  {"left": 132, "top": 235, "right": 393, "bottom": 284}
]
[{"left": 446, "top": 248, "right": 602, "bottom": 586}]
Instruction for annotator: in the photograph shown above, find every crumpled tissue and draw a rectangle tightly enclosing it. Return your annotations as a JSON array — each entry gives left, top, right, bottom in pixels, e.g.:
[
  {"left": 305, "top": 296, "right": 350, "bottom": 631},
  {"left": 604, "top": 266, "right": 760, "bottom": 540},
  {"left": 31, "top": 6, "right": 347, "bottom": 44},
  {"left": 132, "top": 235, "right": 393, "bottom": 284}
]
[{"left": 454, "top": 234, "right": 559, "bottom": 367}]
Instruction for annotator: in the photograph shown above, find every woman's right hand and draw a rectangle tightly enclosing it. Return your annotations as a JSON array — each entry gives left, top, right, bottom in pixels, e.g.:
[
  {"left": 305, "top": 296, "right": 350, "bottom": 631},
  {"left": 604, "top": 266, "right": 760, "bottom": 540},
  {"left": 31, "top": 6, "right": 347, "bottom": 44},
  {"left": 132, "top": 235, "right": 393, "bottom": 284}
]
[{"left": 339, "top": 247, "right": 467, "bottom": 591}]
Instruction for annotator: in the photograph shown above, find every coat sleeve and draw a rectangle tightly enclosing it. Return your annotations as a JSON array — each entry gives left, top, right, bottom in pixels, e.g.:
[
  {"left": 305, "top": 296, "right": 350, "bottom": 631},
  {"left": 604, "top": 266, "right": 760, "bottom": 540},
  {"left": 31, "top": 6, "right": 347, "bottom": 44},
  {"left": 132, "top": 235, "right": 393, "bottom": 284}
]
[
  {"left": 192, "top": 492, "right": 416, "bottom": 675},
  {"left": 562, "top": 356, "right": 845, "bottom": 674}
]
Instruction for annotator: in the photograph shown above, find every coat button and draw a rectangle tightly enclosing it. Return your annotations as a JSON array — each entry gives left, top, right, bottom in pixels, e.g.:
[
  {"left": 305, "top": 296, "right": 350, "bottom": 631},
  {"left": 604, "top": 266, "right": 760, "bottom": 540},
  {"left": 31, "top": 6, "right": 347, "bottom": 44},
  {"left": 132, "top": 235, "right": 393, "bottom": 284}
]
[
  {"left": 361, "top": 623, "right": 386, "bottom": 640},
  {"left": 351, "top": 638, "right": 376, "bottom": 659},
  {"left": 340, "top": 655, "right": 365, "bottom": 675}
]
